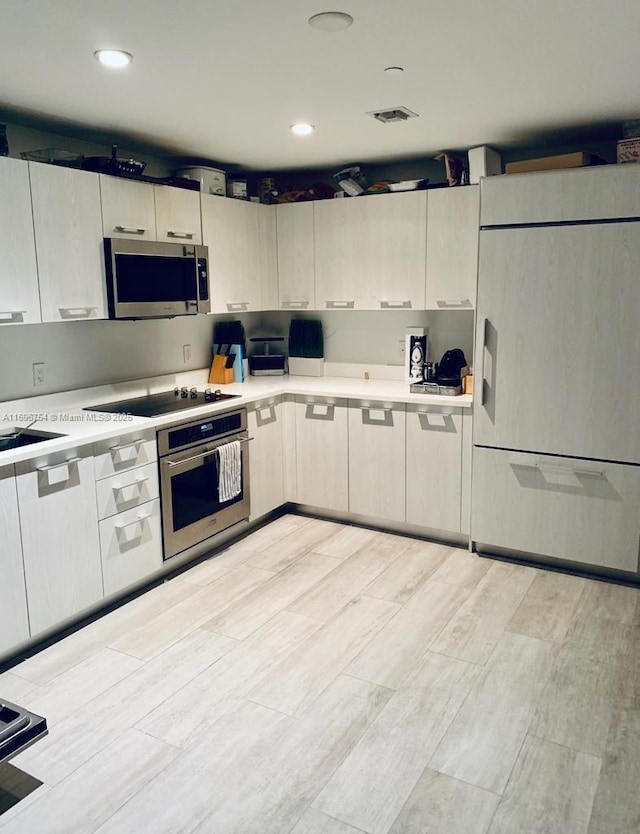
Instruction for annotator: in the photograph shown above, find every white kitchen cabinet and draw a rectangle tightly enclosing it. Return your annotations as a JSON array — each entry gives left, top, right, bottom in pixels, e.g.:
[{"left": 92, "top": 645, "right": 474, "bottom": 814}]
[
  {"left": 480, "top": 164, "right": 640, "bottom": 227},
  {"left": 314, "top": 191, "right": 427, "bottom": 310},
  {"left": 95, "top": 462, "right": 159, "bottom": 520},
  {"left": 406, "top": 404, "right": 463, "bottom": 533},
  {"left": 29, "top": 163, "right": 107, "bottom": 321},
  {"left": 472, "top": 446, "right": 640, "bottom": 574},
  {"left": 99, "top": 498, "right": 162, "bottom": 597},
  {"left": 100, "top": 175, "right": 157, "bottom": 241},
  {"left": 154, "top": 185, "right": 202, "bottom": 244},
  {"left": 475, "top": 223, "right": 640, "bottom": 464},
  {"left": 16, "top": 446, "right": 104, "bottom": 636},
  {"left": 0, "top": 465, "right": 30, "bottom": 655},
  {"left": 201, "top": 195, "right": 275, "bottom": 313},
  {"left": 425, "top": 186, "right": 479, "bottom": 309},
  {"left": 294, "top": 396, "right": 348, "bottom": 511},
  {"left": 276, "top": 202, "right": 315, "bottom": 310},
  {"left": 93, "top": 428, "right": 158, "bottom": 479},
  {"left": 0, "top": 157, "right": 40, "bottom": 325},
  {"left": 257, "top": 203, "right": 278, "bottom": 310},
  {"left": 247, "top": 398, "right": 285, "bottom": 520},
  {"left": 348, "top": 400, "right": 406, "bottom": 523}
]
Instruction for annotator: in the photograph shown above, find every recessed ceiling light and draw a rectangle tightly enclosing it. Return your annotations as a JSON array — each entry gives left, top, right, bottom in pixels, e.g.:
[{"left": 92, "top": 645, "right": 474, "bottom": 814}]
[
  {"left": 290, "top": 123, "right": 315, "bottom": 137},
  {"left": 94, "top": 49, "right": 133, "bottom": 69},
  {"left": 308, "top": 12, "right": 354, "bottom": 32}
]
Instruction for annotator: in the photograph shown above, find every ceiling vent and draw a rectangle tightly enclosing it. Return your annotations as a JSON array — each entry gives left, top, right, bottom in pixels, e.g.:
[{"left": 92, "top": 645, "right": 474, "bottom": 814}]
[{"left": 367, "top": 106, "right": 418, "bottom": 124}]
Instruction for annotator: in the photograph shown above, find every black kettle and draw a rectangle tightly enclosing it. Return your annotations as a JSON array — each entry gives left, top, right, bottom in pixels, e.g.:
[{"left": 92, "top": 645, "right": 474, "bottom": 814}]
[{"left": 434, "top": 348, "right": 467, "bottom": 386}]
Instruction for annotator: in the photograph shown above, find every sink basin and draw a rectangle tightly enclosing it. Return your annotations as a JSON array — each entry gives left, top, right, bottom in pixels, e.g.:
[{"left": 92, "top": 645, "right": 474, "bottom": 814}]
[
  {"left": 0, "top": 428, "right": 65, "bottom": 452},
  {"left": 0, "top": 700, "right": 47, "bottom": 762}
]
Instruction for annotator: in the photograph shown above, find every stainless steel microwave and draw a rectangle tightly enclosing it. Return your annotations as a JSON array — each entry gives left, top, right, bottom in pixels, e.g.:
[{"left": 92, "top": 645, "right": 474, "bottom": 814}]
[{"left": 104, "top": 238, "right": 211, "bottom": 319}]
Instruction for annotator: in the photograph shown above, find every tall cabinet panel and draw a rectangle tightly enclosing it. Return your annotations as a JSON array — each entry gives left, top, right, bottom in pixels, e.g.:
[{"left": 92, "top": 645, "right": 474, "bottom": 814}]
[
  {"left": 425, "top": 185, "right": 479, "bottom": 309},
  {"left": 0, "top": 157, "right": 40, "bottom": 325},
  {"left": 276, "top": 202, "right": 314, "bottom": 310},
  {"left": 29, "top": 163, "right": 107, "bottom": 321},
  {"left": 474, "top": 223, "right": 640, "bottom": 464},
  {"left": 314, "top": 191, "right": 427, "bottom": 310},
  {"left": 0, "top": 466, "right": 30, "bottom": 654}
]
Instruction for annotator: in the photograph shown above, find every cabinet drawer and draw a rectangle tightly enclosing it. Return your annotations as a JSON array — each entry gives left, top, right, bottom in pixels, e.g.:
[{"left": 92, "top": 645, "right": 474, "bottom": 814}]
[
  {"left": 93, "top": 430, "right": 157, "bottom": 478},
  {"left": 472, "top": 446, "right": 640, "bottom": 573},
  {"left": 95, "top": 462, "right": 159, "bottom": 519},
  {"left": 99, "top": 498, "right": 163, "bottom": 596}
]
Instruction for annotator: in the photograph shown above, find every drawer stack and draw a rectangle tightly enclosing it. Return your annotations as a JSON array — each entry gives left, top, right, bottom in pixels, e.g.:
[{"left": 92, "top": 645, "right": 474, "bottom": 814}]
[{"left": 93, "top": 429, "right": 162, "bottom": 596}]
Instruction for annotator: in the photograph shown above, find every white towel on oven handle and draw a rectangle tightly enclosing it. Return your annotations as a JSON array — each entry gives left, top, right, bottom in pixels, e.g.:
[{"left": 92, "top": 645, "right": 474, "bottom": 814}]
[{"left": 218, "top": 440, "right": 241, "bottom": 503}]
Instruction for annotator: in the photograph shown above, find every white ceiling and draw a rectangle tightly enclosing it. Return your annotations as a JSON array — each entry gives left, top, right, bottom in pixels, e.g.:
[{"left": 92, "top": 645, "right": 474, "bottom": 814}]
[{"left": 2, "top": 0, "right": 640, "bottom": 170}]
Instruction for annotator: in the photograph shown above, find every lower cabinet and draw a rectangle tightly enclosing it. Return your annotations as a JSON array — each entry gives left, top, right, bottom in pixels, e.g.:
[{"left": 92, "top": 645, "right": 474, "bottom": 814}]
[
  {"left": 472, "top": 446, "right": 640, "bottom": 573},
  {"left": 406, "top": 405, "right": 463, "bottom": 533},
  {"left": 0, "top": 465, "right": 30, "bottom": 654},
  {"left": 348, "top": 401, "right": 406, "bottom": 522},
  {"left": 247, "top": 398, "right": 285, "bottom": 521},
  {"left": 16, "top": 448, "right": 104, "bottom": 636},
  {"left": 295, "top": 396, "right": 349, "bottom": 511},
  {"left": 94, "top": 431, "right": 162, "bottom": 595},
  {"left": 99, "top": 499, "right": 162, "bottom": 596}
]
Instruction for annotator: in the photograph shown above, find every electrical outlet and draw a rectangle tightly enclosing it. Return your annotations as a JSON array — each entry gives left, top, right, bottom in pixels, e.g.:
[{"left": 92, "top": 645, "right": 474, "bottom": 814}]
[
  {"left": 183, "top": 344, "right": 192, "bottom": 363},
  {"left": 33, "top": 362, "right": 45, "bottom": 387}
]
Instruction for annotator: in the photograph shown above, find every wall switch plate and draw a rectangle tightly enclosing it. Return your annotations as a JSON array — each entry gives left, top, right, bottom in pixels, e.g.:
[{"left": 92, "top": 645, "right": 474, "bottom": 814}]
[
  {"left": 183, "top": 344, "right": 192, "bottom": 363},
  {"left": 32, "top": 362, "right": 45, "bottom": 386}
]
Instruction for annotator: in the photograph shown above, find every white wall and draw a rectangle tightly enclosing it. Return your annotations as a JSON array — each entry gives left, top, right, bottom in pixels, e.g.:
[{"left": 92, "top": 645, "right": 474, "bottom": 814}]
[{"left": 0, "top": 316, "right": 214, "bottom": 401}]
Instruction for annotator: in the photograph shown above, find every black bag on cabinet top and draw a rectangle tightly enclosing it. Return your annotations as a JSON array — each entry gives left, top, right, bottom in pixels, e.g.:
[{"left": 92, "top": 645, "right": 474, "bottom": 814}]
[{"left": 435, "top": 348, "right": 467, "bottom": 385}]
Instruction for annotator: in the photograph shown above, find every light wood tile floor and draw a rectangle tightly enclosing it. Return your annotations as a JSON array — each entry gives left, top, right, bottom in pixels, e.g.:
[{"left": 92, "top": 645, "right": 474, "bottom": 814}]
[{"left": 1, "top": 513, "right": 638, "bottom": 833}]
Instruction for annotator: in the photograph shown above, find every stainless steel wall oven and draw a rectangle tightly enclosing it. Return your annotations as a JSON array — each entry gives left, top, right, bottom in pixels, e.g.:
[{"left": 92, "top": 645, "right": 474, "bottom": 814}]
[{"left": 158, "top": 408, "right": 250, "bottom": 559}]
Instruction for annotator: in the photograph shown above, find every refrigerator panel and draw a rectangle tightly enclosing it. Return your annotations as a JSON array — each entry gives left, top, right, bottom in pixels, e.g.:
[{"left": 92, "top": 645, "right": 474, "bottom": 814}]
[
  {"left": 472, "top": 446, "right": 640, "bottom": 574},
  {"left": 474, "top": 223, "right": 640, "bottom": 464}
]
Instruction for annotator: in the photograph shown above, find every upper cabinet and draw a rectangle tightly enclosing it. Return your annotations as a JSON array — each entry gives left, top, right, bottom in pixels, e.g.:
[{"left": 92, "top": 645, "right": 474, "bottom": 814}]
[
  {"left": 154, "top": 185, "right": 202, "bottom": 244},
  {"left": 201, "top": 195, "right": 277, "bottom": 313},
  {"left": 29, "top": 162, "right": 107, "bottom": 322},
  {"left": 314, "top": 191, "right": 427, "bottom": 310},
  {"left": 101, "top": 177, "right": 203, "bottom": 244},
  {"left": 276, "top": 202, "right": 315, "bottom": 310},
  {"left": 100, "top": 176, "right": 157, "bottom": 241},
  {"left": 480, "top": 164, "right": 640, "bottom": 226},
  {"left": 0, "top": 157, "right": 41, "bottom": 325},
  {"left": 425, "top": 185, "right": 479, "bottom": 309}
]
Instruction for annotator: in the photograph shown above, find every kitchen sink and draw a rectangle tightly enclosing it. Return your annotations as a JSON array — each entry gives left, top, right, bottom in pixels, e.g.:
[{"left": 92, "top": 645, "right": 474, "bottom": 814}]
[
  {"left": 0, "top": 700, "right": 47, "bottom": 762},
  {"left": 0, "top": 428, "right": 65, "bottom": 452}
]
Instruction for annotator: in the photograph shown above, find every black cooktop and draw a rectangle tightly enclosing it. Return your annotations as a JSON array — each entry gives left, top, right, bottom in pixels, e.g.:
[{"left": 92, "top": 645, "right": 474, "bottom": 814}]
[{"left": 83, "top": 388, "right": 240, "bottom": 418}]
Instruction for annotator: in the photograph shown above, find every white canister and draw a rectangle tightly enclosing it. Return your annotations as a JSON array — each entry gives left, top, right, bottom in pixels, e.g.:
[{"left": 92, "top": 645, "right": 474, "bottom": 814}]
[{"left": 175, "top": 166, "right": 226, "bottom": 196}]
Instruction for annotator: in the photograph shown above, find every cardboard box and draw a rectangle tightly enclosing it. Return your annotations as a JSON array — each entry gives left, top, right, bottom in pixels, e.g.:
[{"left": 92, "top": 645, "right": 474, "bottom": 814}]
[
  {"left": 617, "top": 138, "right": 640, "bottom": 164},
  {"left": 505, "top": 152, "right": 592, "bottom": 175}
]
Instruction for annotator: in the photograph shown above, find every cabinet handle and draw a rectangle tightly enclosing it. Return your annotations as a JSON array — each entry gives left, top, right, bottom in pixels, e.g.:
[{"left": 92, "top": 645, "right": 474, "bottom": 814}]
[
  {"left": 325, "top": 300, "right": 354, "bottom": 309},
  {"left": 0, "top": 311, "right": 25, "bottom": 323},
  {"left": 37, "top": 457, "right": 81, "bottom": 486},
  {"left": 361, "top": 407, "right": 393, "bottom": 426},
  {"left": 380, "top": 300, "right": 411, "bottom": 309},
  {"left": 436, "top": 299, "right": 472, "bottom": 308},
  {"left": 59, "top": 307, "right": 97, "bottom": 320},
  {"left": 115, "top": 510, "right": 153, "bottom": 530},
  {"left": 305, "top": 403, "right": 335, "bottom": 421},
  {"left": 226, "top": 302, "right": 249, "bottom": 312},
  {"left": 167, "top": 231, "right": 195, "bottom": 240},
  {"left": 114, "top": 225, "right": 146, "bottom": 235},
  {"left": 112, "top": 474, "right": 149, "bottom": 492},
  {"left": 110, "top": 439, "right": 142, "bottom": 454},
  {"left": 281, "top": 301, "right": 309, "bottom": 310},
  {"left": 479, "top": 317, "right": 488, "bottom": 407},
  {"left": 508, "top": 456, "right": 603, "bottom": 478}
]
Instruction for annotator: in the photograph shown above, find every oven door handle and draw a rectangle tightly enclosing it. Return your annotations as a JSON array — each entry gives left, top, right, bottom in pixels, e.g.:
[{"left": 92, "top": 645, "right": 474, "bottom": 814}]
[{"left": 164, "top": 436, "right": 253, "bottom": 469}]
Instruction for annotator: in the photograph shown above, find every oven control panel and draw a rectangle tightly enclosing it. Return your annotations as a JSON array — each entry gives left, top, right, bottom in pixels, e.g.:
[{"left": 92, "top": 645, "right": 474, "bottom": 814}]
[{"left": 158, "top": 408, "right": 247, "bottom": 456}]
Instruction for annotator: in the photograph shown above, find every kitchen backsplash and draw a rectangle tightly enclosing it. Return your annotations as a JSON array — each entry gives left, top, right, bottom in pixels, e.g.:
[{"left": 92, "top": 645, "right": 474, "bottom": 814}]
[{"left": 0, "top": 310, "right": 474, "bottom": 401}]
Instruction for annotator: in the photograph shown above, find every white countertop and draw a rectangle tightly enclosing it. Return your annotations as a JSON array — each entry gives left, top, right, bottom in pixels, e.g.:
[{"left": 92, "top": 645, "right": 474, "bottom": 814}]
[{"left": 0, "top": 366, "right": 472, "bottom": 467}]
